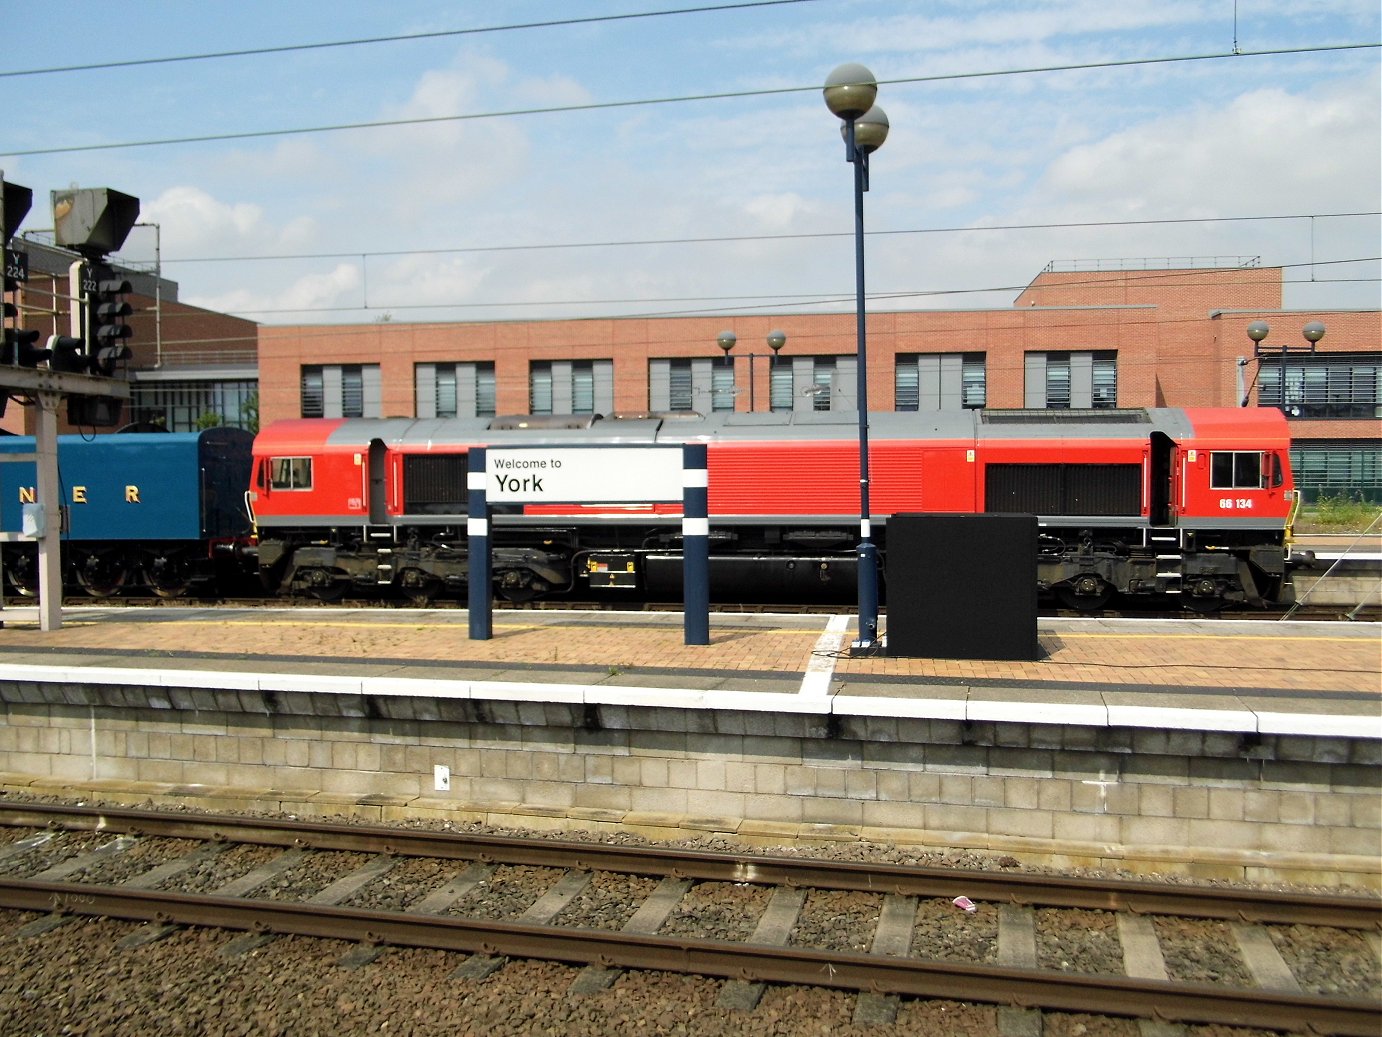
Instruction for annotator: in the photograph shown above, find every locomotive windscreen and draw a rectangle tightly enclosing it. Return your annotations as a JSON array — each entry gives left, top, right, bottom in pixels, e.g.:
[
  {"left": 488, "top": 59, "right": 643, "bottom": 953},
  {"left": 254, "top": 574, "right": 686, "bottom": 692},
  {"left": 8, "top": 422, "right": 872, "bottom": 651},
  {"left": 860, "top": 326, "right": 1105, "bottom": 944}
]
[
  {"left": 403, "top": 454, "right": 469, "bottom": 515},
  {"left": 985, "top": 463, "right": 1141, "bottom": 516}
]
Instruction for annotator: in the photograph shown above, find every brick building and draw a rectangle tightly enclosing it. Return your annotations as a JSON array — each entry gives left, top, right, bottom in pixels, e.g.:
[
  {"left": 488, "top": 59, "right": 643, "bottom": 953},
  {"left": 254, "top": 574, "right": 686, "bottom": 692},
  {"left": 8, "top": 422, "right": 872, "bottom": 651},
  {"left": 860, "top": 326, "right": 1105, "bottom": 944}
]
[
  {"left": 255, "top": 262, "right": 1380, "bottom": 502},
  {"left": 5, "top": 256, "right": 1378, "bottom": 500}
]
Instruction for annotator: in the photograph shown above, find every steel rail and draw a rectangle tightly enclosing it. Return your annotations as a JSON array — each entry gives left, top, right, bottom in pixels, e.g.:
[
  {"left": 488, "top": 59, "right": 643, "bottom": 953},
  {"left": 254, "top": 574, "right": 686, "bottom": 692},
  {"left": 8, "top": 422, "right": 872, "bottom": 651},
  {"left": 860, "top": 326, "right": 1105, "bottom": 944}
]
[
  {"left": 2, "top": 802, "right": 1377, "bottom": 930},
  {"left": 0, "top": 878, "right": 1375, "bottom": 1034}
]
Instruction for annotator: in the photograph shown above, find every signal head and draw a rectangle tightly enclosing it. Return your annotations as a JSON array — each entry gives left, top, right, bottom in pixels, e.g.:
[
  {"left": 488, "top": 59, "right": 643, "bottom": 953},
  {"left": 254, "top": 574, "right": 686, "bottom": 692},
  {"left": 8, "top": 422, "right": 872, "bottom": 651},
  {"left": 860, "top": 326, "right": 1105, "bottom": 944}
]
[
  {"left": 46, "top": 334, "right": 90, "bottom": 373},
  {"left": 3, "top": 327, "right": 50, "bottom": 367}
]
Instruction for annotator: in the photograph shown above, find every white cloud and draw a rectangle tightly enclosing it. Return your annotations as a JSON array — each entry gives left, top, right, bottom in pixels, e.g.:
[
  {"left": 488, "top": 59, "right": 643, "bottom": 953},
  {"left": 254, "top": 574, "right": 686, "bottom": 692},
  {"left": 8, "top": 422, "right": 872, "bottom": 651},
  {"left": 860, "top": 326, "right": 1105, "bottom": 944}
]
[
  {"left": 1026, "top": 70, "right": 1381, "bottom": 217},
  {"left": 191, "top": 262, "right": 361, "bottom": 316},
  {"left": 142, "top": 186, "right": 316, "bottom": 257}
]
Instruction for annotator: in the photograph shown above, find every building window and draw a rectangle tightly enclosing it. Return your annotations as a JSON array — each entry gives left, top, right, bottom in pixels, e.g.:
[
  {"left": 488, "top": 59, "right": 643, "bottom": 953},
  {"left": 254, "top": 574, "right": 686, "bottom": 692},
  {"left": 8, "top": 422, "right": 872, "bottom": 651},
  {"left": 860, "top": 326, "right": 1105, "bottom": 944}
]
[
  {"left": 770, "top": 361, "right": 793, "bottom": 412},
  {"left": 301, "top": 368, "right": 324, "bottom": 418},
  {"left": 572, "top": 363, "right": 595, "bottom": 413},
  {"left": 416, "top": 362, "right": 496, "bottom": 419},
  {"left": 129, "top": 379, "right": 258, "bottom": 432},
  {"left": 1025, "top": 351, "right": 1117, "bottom": 409},
  {"left": 1257, "top": 352, "right": 1381, "bottom": 419},
  {"left": 895, "top": 353, "right": 986, "bottom": 411},
  {"left": 711, "top": 356, "right": 736, "bottom": 412},
  {"left": 436, "top": 366, "right": 457, "bottom": 416},
  {"left": 341, "top": 366, "right": 364, "bottom": 417},
  {"left": 668, "top": 360, "right": 695, "bottom": 411},
  {"left": 529, "top": 360, "right": 613, "bottom": 415},
  {"left": 1091, "top": 355, "right": 1117, "bottom": 408},
  {"left": 1290, "top": 439, "right": 1382, "bottom": 504},
  {"left": 811, "top": 359, "right": 834, "bottom": 411},
  {"left": 300, "top": 364, "right": 380, "bottom": 419},
  {"left": 1045, "top": 355, "right": 1071, "bottom": 409},
  {"left": 530, "top": 365, "right": 553, "bottom": 414}
]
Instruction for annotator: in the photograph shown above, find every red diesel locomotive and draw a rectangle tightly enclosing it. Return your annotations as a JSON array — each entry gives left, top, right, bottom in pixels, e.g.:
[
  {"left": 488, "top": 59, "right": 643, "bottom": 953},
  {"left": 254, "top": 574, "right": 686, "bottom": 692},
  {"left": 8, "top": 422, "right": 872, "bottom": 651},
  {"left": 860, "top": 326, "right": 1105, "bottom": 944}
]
[{"left": 247, "top": 407, "right": 1297, "bottom": 611}]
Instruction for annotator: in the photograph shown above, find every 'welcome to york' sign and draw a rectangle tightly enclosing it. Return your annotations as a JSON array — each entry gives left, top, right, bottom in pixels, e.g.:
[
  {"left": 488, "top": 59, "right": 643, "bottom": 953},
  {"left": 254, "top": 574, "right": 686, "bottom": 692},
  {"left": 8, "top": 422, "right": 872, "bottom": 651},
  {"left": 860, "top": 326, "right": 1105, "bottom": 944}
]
[
  {"left": 468, "top": 444, "right": 710, "bottom": 647},
  {"left": 486, "top": 447, "right": 684, "bottom": 504}
]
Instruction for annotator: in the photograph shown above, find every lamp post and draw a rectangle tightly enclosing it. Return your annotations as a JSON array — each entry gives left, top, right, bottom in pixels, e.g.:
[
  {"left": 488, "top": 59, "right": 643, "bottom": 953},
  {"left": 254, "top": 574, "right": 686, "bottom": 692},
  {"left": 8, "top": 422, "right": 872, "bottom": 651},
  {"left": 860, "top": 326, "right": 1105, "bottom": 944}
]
[
  {"left": 716, "top": 329, "right": 787, "bottom": 411},
  {"left": 1245, "top": 320, "right": 1325, "bottom": 414},
  {"left": 824, "top": 63, "right": 888, "bottom": 653}
]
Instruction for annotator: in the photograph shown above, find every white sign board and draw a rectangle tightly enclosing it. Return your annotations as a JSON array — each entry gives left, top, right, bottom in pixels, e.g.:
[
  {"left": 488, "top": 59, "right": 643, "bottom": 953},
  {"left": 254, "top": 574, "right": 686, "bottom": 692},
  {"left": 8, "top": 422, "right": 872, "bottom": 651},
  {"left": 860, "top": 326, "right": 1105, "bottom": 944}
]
[{"left": 486, "top": 447, "right": 684, "bottom": 504}]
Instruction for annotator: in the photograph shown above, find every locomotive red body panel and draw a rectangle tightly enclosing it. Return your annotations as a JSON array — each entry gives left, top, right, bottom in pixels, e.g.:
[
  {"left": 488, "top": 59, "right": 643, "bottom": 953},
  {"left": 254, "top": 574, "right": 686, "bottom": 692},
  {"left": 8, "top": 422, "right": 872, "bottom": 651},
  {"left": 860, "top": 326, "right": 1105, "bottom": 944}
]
[
  {"left": 1174, "top": 408, "right": 1295, "bottom": 529},
  {"left": 249, "top": 407, "right": 1295, "bottom": 609}
]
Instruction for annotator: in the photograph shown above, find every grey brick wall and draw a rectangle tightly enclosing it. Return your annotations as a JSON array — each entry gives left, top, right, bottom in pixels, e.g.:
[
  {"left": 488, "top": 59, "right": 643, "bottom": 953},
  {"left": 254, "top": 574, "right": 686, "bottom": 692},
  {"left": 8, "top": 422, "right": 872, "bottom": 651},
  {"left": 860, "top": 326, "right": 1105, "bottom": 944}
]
[{"left": 0, "top": 678, "right": 1377, "bottom": 888}]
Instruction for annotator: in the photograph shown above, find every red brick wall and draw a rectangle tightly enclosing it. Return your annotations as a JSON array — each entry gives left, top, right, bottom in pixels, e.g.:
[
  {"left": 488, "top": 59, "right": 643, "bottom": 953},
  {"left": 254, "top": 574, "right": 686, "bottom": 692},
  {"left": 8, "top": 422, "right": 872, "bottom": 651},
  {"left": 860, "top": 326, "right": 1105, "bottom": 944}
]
[{"left": 228, "top": 266, "right": 1382, "bottom": 462}]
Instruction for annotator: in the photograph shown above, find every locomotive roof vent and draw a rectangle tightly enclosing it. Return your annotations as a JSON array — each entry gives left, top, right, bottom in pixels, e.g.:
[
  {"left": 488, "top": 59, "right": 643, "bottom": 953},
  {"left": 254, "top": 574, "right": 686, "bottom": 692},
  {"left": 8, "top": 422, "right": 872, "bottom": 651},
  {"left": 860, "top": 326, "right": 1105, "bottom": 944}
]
[
  {"left": 488, "top": 414, "right": 602, "bottom": 430},
  {"left": 980, "top": 408, "right": 1151, "bottom": 424},
  {"left": 605, "top": 411, "right": 704, "bottom": 421}
]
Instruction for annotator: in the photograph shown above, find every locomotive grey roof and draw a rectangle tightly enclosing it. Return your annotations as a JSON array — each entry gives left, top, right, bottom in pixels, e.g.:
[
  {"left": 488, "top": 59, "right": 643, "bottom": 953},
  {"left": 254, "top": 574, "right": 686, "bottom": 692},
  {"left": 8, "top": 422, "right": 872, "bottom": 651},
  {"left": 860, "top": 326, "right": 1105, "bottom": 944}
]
[{"left": 323, "top": 407, "right": 1202, "bottom": 448}]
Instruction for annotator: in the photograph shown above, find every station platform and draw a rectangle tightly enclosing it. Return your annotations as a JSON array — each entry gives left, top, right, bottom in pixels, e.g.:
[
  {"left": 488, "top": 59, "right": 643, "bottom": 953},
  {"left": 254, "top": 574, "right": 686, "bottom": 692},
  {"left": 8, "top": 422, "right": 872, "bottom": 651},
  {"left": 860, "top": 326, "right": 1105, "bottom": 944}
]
[
  {"left": 0, "top": 605, "right": 1377, "bottom": 739},
  {"left": 1, "top": 605, "right": 1378, "bottom": 882}
]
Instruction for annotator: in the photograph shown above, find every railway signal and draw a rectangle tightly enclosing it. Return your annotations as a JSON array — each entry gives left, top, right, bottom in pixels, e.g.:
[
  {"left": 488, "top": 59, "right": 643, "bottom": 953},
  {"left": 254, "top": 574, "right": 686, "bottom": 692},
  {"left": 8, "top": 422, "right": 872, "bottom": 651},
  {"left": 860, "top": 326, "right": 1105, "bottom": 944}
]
[
  {"left": 2, "top": 326, "right": 49, "bottom": 367},
  {"left": 47, "top": 334, "right": 89, "bottom": 373},
  {"left": 89, "top": 264, "right": 133, "bottom": 352},
  {"left": 2, "top": 178, "right": 38, "bottom": 413}
]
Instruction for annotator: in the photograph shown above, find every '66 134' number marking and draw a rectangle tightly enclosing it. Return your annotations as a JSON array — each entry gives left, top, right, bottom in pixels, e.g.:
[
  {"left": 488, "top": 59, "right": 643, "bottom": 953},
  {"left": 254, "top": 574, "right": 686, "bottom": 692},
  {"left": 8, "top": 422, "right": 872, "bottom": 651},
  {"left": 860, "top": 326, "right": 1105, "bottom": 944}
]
[{"left": 1219, "top": 498, "right": 1255, "bottom": 510}]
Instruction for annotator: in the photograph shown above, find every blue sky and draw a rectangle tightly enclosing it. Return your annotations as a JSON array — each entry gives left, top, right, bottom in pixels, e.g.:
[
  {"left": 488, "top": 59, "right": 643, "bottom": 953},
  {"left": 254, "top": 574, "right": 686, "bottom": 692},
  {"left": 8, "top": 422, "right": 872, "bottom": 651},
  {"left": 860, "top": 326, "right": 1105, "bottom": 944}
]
[{"left": 4, "top": 0, "right": 1379, "bottom": 325}]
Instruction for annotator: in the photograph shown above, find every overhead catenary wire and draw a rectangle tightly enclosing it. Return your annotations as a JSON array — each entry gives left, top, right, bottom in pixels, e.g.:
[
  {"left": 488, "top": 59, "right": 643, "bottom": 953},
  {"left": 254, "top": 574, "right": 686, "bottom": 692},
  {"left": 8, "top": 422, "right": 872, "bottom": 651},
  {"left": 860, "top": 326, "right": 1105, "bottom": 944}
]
[
  {"left": 159, "top": 211, "right": 1382, "bottom": 266},
  {"left": 199, "top": 257, "right": 1378, "bottom": 322},
  {"left": 3, "top": 42, "right": 1378, "bottom": 158},
  {"left": 0, "top": 1, "right": 820, "bottom": 78}
]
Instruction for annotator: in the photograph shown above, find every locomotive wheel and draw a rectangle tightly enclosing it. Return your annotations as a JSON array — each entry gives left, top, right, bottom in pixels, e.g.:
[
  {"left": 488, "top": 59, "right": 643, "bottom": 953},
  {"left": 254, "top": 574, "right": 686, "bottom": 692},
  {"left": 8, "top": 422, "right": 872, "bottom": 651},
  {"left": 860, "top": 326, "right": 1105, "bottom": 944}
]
[
  {"left": 1055, "top": 574, "right": 1113, "bottom": 612},
  {"left": 1183, "top": 579, "right": 1228, "bottom": 613},
  {"left": 402, "top": 575, "right": 442, "bottom": 608},
  {"left": 298, "top": 567, "right": 346, "bottom": 603},
  {"left": 2, "top": 550, "right": 40, "bottom": 597},
  {"left": 147, "top": 552, "right": 194, "bottom": 598},
  {"left": 73, "top": 550, "right": 131, "bottom": 598}
]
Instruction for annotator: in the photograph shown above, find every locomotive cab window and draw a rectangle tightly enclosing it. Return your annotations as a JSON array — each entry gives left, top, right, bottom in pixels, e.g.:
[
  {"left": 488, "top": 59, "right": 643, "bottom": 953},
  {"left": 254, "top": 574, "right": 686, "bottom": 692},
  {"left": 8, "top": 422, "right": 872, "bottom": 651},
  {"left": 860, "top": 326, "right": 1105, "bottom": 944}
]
[
  {"left": 269, "top": 457, "right": 313, "bottom": 491},
  {"left": 1210, "top": 451, "right": 1266, "bottom": 490}
]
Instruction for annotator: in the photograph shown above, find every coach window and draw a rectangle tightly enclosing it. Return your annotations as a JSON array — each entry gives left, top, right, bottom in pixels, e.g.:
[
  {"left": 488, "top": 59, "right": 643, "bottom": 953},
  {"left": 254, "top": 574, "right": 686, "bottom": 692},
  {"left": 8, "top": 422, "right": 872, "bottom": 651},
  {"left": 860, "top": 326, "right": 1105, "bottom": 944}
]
[
  {"left": 270, "top": 457, "right": 313, "bottom": 491},
  {"left": 1210, "top": 450, "right": 1264, "bottom": 490}
]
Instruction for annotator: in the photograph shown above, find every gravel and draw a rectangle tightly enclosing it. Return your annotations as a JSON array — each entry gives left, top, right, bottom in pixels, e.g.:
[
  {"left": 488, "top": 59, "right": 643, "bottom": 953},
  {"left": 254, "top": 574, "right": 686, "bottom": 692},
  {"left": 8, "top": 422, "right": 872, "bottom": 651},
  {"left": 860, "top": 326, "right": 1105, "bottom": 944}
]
[
  {"left": 0, "top": 793, "right": 1372, "bottom": 1035},
  {"left": 1036, "top": 908, "right": 1123, "bottom": 975}
]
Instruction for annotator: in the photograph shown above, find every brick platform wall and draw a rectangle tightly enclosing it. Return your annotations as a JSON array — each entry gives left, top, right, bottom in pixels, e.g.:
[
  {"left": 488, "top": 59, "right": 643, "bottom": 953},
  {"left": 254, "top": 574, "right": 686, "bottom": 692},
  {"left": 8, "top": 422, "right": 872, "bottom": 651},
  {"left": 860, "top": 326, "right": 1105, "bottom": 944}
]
[{"left": 1, "top": 679, "right": 1376, "bottom": 888}]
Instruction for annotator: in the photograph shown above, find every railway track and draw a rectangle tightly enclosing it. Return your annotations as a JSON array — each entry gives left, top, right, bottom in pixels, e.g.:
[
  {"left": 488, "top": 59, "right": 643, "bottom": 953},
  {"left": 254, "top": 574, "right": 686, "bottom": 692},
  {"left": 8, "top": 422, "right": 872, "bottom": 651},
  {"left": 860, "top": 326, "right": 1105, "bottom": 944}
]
[
  {"left": 18, "top": 592, "right": 1378, "bottom": 621},
  {"left": 0, "top": 803, "right": 1377, "bottom": 1034}
]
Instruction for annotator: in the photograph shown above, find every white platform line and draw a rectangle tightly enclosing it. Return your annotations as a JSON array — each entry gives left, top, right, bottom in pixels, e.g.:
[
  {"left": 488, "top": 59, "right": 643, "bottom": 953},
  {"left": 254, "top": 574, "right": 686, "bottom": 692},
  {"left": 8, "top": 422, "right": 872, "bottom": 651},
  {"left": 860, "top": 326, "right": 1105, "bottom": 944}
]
[{"left": 798, "top": 614, "right": 850, "bottom": 698}]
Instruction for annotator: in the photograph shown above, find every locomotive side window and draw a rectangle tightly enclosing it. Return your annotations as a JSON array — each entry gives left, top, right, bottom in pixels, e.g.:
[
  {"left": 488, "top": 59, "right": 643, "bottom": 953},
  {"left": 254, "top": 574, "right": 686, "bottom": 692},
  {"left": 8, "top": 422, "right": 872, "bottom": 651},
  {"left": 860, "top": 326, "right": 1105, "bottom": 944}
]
[
  {"left": 269, "top": 457, "right": 313, "bottom": 490},
  {"left": 1209, "top": 451, "right": 1264, "bottom": 489}
]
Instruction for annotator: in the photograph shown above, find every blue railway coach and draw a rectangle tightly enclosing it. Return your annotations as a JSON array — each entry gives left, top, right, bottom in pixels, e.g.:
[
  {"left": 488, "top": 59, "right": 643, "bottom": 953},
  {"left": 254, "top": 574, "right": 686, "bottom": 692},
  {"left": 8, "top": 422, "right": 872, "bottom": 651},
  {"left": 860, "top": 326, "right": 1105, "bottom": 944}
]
[{"left": 0, "top": 428, "right": 255, "bottom": 597}]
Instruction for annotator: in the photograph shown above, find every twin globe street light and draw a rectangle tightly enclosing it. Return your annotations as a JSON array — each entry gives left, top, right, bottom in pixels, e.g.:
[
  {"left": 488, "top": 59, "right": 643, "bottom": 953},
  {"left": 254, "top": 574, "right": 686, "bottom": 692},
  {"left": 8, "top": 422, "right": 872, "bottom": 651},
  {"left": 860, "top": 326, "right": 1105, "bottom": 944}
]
[
  {"left": 1245, "top": 320, "right": 1326, "bottom": 414},
  {"left": 823, "top": 63, "right": 889, "bottom": 653},
  {"left": 715, "top": 329, "right": 786, "bottom": 409}
]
